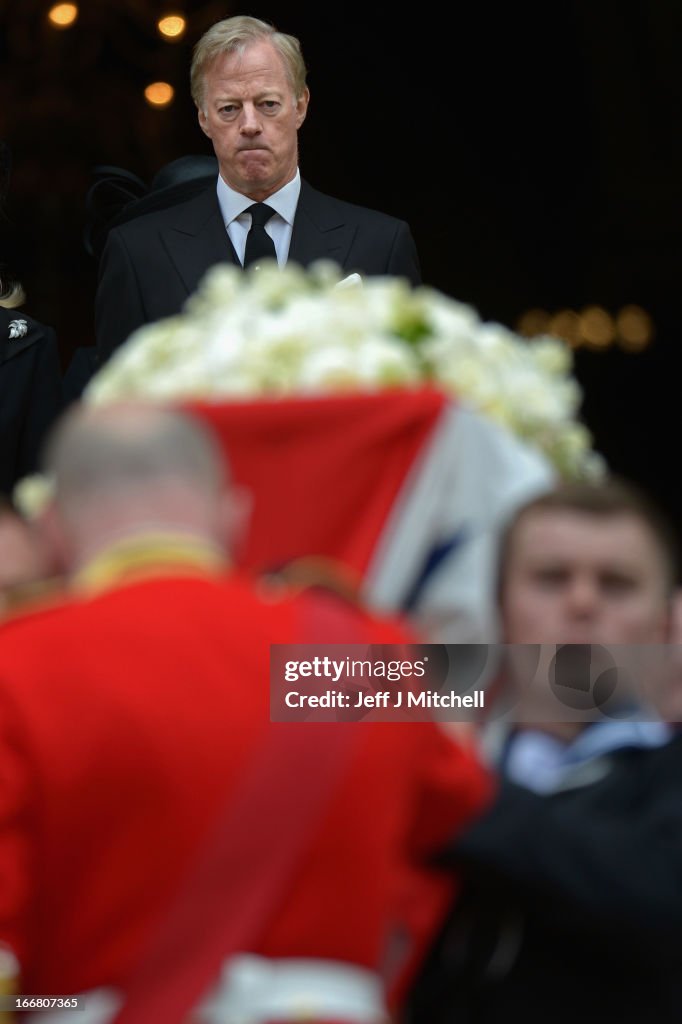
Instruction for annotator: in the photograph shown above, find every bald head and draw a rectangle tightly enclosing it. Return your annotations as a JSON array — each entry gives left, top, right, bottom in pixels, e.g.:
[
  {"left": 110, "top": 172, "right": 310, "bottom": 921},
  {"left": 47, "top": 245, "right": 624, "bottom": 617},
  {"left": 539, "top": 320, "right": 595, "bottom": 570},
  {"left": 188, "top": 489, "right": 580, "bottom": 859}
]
[
  {"left": 42, "top": 403, "right": 239, "bottom": 569},
  {"left": 45, "top": 403, "right": 226, "bottom": 501}
]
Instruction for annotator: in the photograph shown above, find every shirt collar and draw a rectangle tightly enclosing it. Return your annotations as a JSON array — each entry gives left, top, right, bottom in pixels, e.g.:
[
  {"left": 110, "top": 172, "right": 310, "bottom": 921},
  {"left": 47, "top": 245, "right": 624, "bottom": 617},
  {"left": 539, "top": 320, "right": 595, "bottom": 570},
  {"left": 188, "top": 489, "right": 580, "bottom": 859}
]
[
  {"left": 216, "top": 169, "right": 301, "bottom": 227},
  {"left": 501, "top": 716, "right": 673, "bottom": 793},
  {"left": 564, "top": 716, "right": 672, "bottom": 764}
]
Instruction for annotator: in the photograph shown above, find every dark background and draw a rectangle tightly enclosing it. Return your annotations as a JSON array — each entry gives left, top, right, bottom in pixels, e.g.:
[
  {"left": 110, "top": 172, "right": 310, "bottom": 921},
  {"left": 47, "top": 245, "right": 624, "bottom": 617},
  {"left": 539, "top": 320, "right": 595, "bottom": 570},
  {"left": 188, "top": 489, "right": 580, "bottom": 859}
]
[{"left": 1, "top": 1, "right": 681, "bottom": 538}]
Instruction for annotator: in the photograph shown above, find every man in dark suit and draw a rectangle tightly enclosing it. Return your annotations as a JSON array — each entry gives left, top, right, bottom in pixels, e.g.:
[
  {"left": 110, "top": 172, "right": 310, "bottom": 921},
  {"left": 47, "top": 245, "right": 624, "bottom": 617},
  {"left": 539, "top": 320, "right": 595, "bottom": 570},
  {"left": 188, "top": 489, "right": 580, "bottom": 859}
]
[
  {"left": 95, "top": 14, "right": 421, "bottom": 366},
  {"left": 407, "top": 478, "right": 682, "bottom": 1024}
]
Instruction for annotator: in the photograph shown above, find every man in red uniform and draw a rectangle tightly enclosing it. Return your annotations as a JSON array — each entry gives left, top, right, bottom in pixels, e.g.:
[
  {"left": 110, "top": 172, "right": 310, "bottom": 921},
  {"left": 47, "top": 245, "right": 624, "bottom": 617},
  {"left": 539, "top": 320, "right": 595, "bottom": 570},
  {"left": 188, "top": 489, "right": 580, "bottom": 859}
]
[{"left": 0, "top": 402, "right": 492, "bottom": 1024}]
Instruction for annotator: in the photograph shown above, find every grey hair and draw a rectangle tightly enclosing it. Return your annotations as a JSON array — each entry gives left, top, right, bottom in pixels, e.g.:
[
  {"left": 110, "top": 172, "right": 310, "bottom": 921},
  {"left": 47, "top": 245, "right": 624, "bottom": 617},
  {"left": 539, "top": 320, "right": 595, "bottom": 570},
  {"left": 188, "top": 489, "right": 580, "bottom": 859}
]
[{"left": 191, "top": 15, "right": 307, "bottom": 110}]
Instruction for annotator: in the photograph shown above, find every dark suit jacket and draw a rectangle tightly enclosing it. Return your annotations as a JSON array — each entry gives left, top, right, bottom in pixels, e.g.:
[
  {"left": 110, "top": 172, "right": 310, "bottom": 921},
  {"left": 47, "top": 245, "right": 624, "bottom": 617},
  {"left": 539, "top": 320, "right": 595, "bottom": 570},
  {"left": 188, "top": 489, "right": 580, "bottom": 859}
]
[
  {"left": 0, "top": 307, "right": 63, "bottom": 496},
  {"left": 94, "top": 179, "right": 422, "bottom": 365},
  {"left": 407, "top": 732, "right": 682, "bottom": 1024}
]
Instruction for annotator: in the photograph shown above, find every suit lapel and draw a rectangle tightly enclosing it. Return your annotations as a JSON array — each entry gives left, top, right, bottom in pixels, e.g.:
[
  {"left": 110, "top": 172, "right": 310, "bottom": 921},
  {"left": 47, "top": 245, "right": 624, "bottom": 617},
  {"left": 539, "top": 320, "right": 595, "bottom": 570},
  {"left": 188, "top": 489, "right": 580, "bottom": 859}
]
[
  {"left": 160, "top": 187, "right": 240, "bottom": 297},
  {"left": 289, "top": 180, "right": 356, "bottom": 269},
  {"left": 158, "top": 180, "right": 356, "bottom": 288}
]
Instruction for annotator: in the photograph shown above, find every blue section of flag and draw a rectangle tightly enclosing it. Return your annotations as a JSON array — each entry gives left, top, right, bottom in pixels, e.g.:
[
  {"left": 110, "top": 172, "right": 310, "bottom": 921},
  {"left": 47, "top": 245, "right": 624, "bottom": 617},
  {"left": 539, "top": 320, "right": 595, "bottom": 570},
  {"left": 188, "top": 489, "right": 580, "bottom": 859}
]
[{"left": 402, "top": 529, "right": 468, "bottom": 612}]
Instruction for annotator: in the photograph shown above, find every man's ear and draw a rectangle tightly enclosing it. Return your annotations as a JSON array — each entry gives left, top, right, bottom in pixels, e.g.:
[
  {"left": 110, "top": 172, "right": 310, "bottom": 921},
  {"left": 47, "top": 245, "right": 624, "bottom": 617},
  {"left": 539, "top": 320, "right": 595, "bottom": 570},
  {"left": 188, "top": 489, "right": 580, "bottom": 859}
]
[
  {"left": 198, "top": 107, "right": 212, "bottom": 140},
  {"left": 295, "top": 88, "right": 310, "bottom": 129},
  {"left": 219, "top": 485, "right": 253, "bottom": 565}
]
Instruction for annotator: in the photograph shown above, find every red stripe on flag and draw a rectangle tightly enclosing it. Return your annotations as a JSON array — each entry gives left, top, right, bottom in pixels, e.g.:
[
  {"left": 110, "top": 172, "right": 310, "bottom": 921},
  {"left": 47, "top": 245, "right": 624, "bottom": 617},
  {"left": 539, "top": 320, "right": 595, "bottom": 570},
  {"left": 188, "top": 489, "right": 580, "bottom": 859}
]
[{"left": 183, "top": 387, "right": 448, "bottom": 576}]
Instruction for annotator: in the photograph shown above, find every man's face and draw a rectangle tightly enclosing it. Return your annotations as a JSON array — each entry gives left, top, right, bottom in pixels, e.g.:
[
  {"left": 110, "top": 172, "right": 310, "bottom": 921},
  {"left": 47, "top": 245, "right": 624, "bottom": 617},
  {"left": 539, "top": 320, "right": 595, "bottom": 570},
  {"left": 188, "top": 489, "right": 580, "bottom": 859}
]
[
  {"left": 0, "top": 516, "right": 44, "bottom": 590},
  {"left": 501, "top": 509, "right": 670, "bottom": 645},
  {"left": 197, "top": 40, "right": 309, "bottom": 201}
]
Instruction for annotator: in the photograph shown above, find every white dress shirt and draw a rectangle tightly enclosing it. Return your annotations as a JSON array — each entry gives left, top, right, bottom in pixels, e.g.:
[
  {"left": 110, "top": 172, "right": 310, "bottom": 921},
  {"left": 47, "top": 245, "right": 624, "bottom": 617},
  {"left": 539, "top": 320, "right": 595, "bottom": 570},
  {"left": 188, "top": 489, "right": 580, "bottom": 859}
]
[{"left": 215, "top": 170, "right": 301, "bottom": 267}]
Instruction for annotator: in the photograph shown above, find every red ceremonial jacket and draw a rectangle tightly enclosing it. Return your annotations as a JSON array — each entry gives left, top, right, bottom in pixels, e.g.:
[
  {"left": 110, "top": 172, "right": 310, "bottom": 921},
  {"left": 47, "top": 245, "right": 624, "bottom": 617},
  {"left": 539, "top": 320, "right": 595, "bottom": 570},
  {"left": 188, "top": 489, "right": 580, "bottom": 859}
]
[{"left": 0, "top": 537, "right": 493, "bottom": 1016}]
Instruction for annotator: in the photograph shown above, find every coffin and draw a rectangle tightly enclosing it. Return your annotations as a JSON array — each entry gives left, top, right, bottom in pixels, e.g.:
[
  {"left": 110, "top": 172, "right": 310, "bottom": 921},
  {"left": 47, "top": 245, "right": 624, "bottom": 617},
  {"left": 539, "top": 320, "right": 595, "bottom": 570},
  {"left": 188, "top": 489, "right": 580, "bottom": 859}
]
[{"left": 184, "top": 386, "right": 554, "bottom": 642}]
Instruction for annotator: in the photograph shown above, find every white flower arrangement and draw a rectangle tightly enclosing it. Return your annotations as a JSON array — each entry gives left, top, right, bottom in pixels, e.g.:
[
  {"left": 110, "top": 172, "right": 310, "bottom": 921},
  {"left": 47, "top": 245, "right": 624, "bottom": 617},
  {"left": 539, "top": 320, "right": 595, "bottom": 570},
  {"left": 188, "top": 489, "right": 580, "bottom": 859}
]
[{"left": 85, "top": 259, "right": 604, "bottom": 479}]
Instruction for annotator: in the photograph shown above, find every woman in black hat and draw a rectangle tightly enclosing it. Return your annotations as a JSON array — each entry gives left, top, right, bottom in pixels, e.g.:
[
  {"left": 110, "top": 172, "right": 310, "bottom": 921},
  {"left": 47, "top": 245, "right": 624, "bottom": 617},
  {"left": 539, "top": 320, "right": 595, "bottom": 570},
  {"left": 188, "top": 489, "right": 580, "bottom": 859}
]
[
  {"left": 0, "top": 141, "right": 64, "bottom": 497},
  {"left": 59, "top": 153, "right": 220, "bottom": 402}
]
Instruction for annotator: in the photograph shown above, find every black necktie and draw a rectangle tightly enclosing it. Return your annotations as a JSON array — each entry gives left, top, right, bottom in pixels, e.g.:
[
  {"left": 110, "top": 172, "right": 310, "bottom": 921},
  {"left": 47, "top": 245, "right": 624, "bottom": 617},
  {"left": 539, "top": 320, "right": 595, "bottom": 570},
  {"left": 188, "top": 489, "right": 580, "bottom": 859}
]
[{"left": 243, "top": 203, "right": 276, "bottom": 268}]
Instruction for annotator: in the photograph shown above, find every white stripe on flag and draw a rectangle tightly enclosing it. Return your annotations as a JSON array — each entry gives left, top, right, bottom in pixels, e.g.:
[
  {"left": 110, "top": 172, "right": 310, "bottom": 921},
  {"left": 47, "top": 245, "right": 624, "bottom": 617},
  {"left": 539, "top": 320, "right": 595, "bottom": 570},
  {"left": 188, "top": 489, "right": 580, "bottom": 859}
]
[{"left": 363, "top": 401, "right": 555, "bottom": 642}]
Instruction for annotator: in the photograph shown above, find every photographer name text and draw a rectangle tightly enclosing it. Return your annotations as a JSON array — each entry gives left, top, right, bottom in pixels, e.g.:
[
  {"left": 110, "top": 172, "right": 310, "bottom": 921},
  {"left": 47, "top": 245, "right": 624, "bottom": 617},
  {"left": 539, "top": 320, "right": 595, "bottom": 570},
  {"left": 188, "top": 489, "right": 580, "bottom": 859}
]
[{"left": 284, "top": 689, "right": 485, "bottom": 709}]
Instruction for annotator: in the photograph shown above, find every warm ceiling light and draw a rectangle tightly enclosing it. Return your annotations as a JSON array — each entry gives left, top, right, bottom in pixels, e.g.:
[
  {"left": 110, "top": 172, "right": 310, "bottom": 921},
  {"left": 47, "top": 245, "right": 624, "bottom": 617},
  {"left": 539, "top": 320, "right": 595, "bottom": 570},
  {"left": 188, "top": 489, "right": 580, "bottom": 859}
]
[
  {"left": 616, "top": 304, "right": 653, "bottom": 351},
  {"left": 579, "top": 305, "right": 615, "bottom": 349},
  {"left": 516, "top": 308, "right": 550, "bottom": 338},
  {"left": 548, "top": 309, "right": 581, "bottom": 348},
  {"left": 144, "top": 82, "right": 175, "bottom": 108},
  {"left": 48, "top": 3, "right": 78, "bottom": 28},
  {"left": 157, "top": 14, "right": 187, "bottom": 39}
]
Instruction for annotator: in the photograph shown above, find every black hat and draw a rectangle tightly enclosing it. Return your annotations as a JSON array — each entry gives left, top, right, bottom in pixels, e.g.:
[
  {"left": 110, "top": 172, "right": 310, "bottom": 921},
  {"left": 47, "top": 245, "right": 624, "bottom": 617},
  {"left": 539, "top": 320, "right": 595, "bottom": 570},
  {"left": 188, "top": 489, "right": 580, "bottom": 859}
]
[{"left": 84, "top": 154, "right": 219, "bottom": 261}]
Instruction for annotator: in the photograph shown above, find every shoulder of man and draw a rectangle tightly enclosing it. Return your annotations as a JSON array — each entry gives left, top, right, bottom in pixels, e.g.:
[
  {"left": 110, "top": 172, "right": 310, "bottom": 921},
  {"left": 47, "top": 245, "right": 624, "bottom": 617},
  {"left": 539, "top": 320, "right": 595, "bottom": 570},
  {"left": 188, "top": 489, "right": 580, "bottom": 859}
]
[
  {"left": 299, "top": 178, "right": 411, "bottom": 228},
  {"left": 260, "top": 556, "right": 417, "bottom": 643},
  {"left": 0, "top": 585, "right": 77, "bottom": 638},
  {"left": 0, "top": 570, "right": 301, "bottom": 683}
]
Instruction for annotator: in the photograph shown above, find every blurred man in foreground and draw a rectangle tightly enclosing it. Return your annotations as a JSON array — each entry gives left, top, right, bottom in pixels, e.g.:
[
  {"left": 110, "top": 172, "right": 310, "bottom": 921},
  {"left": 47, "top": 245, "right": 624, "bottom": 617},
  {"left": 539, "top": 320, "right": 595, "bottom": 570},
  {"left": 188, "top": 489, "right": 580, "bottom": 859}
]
[
  {"left": 409, "top": 478, "right": 682, "bottom": 1024},
  {"left": 0, "top": 498, "right": 58, "bottom": 618},
  {"left": 0, "top": 402, "right": 491, "bottom": 1024}
]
